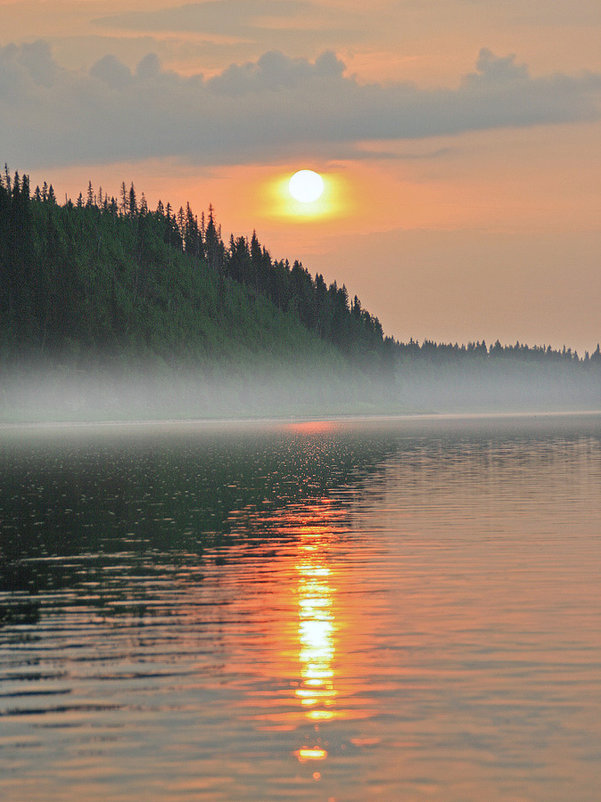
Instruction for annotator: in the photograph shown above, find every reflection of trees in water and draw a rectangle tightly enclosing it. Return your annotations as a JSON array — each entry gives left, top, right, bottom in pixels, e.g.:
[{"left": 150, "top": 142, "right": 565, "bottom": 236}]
[
  {"left": 4, "top": 416, "right": 589, "bottom": 626},
  {"left": 0, "top": 424, "right": 398, "bottom": 624}
]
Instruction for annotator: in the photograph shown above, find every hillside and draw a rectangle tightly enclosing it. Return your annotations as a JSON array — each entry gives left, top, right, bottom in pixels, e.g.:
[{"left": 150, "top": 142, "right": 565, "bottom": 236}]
[
  {"left": 0, "top": 170, "right": 397, "bottom": 418},
  {"left": 0, "top": 171, "right": 388, "bottom": 369},
  {"left": 0, "top": 169, "right": 599, "bottom": 419}
]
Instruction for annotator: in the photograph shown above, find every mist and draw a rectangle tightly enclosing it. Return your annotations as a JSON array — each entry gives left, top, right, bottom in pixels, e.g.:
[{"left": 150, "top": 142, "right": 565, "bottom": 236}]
[{"left": 1, "top": 358, "right": 599, "bottom": 424}]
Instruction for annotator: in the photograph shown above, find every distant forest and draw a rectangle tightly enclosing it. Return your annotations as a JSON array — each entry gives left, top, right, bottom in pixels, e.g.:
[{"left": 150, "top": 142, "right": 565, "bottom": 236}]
[{"left": 0, "top": 168, "right": 599, "bottom": 417}]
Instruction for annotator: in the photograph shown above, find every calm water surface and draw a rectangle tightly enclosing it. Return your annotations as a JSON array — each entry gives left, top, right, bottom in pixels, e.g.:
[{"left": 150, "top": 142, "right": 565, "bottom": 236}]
[{"left": 1, "top": 414, "right": 600, "bottom": 801}]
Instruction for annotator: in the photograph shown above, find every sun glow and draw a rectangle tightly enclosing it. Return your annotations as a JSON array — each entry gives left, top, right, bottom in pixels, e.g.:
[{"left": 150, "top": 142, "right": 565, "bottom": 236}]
[{"left": 263, "top": 169, "right": 349, "bottom": 221}]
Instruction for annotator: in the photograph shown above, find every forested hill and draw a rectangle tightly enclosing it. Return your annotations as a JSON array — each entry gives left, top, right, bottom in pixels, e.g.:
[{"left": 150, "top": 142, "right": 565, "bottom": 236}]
[
  {"left": 1, "top": 169, "right": 599, "bottom": 418},
  {"left": 0, "top": 170, "right": 394, "bottom": 372}
]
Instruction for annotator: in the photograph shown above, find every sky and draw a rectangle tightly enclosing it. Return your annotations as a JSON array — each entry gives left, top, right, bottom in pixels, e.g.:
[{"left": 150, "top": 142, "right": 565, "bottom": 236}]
[{"left": 1, "top": 0, "right": 600, "bottom": 352}]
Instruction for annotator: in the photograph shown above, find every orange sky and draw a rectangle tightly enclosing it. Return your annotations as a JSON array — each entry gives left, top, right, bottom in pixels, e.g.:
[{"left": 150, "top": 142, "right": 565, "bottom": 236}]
[{"left": 1, "top": 0, "right": 600, "bottom": 352}]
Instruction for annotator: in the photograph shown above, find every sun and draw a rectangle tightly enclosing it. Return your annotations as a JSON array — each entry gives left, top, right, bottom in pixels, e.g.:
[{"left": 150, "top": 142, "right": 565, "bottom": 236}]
[{"left": 289, "top": 170, "right": 324, "bottom": 203}]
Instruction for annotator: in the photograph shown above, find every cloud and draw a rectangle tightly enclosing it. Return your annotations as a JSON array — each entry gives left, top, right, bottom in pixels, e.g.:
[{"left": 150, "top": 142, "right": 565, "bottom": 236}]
[
  {"left": 1, "top": 40, "right": 599, "bottom": 169},
  {"left": 89, "top": 54, "right": 134, "bottom": 89},
  {"left": 208, "top": 49, "right": 345, "bottom": 94}
]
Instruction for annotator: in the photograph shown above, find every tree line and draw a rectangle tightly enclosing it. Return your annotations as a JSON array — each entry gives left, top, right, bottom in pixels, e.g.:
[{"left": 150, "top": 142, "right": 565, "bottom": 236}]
[{"left": 1, "top": 168, "right": 599, "bottom": 374}]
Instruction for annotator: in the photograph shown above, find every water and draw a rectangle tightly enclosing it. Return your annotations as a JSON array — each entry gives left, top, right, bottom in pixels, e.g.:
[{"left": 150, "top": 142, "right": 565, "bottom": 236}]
[{"left": 1, "top": 413, "right": 600, "bottom": 801}]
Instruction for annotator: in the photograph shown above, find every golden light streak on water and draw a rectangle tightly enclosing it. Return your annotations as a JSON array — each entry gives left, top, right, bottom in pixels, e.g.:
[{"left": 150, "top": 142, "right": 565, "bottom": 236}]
[
  {"left": 294, "top": 747, "right": 328, "bottom": 762},
  {"left": 293, "top": 523, "right": 339, "bottom": 761}
]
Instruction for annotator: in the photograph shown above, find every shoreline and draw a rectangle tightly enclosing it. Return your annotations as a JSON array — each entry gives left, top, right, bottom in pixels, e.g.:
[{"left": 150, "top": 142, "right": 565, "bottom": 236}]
[{"left": 1, "top": 407, "right": 600, "bottom": 433}]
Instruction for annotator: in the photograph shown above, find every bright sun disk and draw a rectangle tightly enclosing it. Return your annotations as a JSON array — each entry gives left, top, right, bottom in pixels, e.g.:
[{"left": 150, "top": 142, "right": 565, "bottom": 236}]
[{"left": 289, "top": 170, "right": 324, "bottom": 203}]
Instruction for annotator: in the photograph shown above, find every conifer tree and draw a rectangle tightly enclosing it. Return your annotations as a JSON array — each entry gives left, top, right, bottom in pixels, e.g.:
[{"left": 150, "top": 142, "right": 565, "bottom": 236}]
[
  {"left": 120, "top": 182, "right": 128, "bottom": 215},
  {"left": 129, "top": 183, "right": 137, "bottom": 216}
]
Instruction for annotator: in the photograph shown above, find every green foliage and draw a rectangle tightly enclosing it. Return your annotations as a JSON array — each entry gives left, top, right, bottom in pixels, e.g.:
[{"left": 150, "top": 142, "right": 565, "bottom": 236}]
[
  {"left": 0, "top": 170, "right": 344, "bottom": 375},
  {"left": 221, "top": 233, "right": 390, "bottom": 371}
]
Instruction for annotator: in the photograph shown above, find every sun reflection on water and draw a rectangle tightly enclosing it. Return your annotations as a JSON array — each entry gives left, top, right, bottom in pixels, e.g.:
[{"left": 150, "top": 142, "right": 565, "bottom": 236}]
[
  {"left": 294, "top": 746, "right": 328, "bottom": 762},
  {"left": 293, "top": 522, "right": 338, "bottom": 762},
  {"left": 235, "top": 495, "right": 372, "bottom": 767}
]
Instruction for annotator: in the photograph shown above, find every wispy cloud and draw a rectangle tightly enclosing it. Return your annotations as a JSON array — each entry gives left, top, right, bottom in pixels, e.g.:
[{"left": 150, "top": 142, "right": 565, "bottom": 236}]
[
  {"left": 94, "top": 1, "right": 317, "bottom": 35},
  {"left": 92, "top": 0, "right": 361, "bottom": 50},
  {"left": 1, "top": 40, "right": 599, "bottom": 169}
]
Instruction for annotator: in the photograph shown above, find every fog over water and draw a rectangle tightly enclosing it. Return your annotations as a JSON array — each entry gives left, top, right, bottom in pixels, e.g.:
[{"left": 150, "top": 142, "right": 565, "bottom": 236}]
[{"left": 1, "top": 360, "right": 599, "bottom": 422}]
